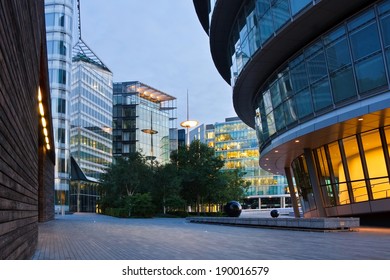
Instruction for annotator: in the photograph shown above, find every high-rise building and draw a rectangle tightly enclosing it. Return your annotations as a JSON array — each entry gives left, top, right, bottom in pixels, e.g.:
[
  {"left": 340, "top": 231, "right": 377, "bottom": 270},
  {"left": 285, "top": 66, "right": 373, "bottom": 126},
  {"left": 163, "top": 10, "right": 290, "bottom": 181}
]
[
  {"left": 45, "top": 0, "right": 74, "bottom": 212},
  {"left": 1, "top": 0, "right": 55, "bottom": 259},
  {"left": 113, "top": 82, "right": 177, "bottom": 164},
  {"left": 69, "top": 39, "right": 113, "bottom": 212},
  {"left": 194, "top": 0, "right": 390, "bottom": 220}
]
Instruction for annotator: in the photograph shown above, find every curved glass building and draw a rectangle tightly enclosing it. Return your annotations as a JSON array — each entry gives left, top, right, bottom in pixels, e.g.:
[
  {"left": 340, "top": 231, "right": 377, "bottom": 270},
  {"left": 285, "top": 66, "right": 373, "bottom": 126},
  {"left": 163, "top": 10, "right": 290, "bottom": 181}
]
[{"left": 194, "top": 0, "right": 390, "bottom": 220}]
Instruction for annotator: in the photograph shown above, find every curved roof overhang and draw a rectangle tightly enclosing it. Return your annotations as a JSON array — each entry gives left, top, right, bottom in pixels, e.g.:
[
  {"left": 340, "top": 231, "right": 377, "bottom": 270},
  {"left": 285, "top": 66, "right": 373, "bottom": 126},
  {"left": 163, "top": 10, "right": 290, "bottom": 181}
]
[
  {"left": 207, "top": 0, "right": 374, "bottom": 128},
  {"left": 259, "top": 95, "right": 390, "bottom": 175}
]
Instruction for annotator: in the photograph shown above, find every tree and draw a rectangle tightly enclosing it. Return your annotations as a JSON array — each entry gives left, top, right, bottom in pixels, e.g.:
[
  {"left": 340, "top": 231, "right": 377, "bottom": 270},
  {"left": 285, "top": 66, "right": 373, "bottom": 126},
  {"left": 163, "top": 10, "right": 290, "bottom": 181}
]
[
  {"left": 170, "top": 140, "right": 225, "bottom": 213},
  {"left": 99, "top": 153, "right": 152, "bottom": 214},
  {"left": 151, "top": 163, "right": 183, "bottom": 213}
]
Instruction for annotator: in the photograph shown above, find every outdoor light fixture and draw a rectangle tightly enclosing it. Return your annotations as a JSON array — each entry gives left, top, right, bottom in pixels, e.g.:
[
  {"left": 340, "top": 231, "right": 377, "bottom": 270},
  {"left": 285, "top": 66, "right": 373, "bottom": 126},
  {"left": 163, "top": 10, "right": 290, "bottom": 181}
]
[
  {"left": 38, "top": 87, "right": 51, "bottom": 150},
  {"left": 180, "top": 90, "right": 198, "bottom": 146}
]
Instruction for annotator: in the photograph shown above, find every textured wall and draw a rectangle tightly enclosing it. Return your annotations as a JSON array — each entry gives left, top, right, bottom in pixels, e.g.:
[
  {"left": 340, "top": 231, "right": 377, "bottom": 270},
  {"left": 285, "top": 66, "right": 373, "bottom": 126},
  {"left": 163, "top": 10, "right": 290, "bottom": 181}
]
[{"left": 0, "top": 0, "right": 55, "bottom": 259}]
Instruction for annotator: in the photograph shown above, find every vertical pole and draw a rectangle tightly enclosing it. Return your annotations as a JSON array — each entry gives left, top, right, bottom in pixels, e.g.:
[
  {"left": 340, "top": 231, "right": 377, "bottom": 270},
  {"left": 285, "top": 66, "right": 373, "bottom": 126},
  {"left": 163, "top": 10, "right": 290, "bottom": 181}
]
[
  {"left": 304, "top": 148, "right": 327, "bottom": 217},
  {"left": 284, "top": 167, "right": 301, "bottom": 218}
]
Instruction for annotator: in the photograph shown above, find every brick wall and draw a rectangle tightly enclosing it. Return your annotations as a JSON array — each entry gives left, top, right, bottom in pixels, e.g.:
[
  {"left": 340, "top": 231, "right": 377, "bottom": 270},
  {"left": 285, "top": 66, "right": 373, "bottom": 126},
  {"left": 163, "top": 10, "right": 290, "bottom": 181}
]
[{"left": 0, "top": 0, "right": 55, "bottom": 259}]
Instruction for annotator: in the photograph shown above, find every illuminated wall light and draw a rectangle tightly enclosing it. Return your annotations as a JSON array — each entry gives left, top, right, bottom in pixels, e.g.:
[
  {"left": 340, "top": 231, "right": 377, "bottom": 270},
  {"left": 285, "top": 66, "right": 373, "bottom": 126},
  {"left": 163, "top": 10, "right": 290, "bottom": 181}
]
[
  {"left": 45, "top": 137, "right": 49, "bottom": 144},
  {"left": 46, "top": 143, "right": 51, "bottom": 150},
  {"left": 41, "top": 117, "right": 47, "bottom": 128},
  {"left": 39, "top": 102, "right": 45, "bottom": 116},
  {"left": 38, "top": 87, "right": 42, "bottom": 102},
  {"left": 43, "top": 128, "right": 48, "bottom": 137}
]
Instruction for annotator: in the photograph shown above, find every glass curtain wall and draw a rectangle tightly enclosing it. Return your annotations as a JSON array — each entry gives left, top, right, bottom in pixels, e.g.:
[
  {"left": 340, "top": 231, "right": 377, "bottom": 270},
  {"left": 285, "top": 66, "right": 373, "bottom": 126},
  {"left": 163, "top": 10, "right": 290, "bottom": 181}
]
[
  {"left": 70, "top": 61, "right": 113, "bottom": 180},
  {"left": 254, "top": 0, "right": 390, "bottom": 150},
  {"left": 296, "top": 126, "right": 390, "bottom": 209},
  {"left": 45, "top": 0, "right": 74, "bottom": 211},
  {"left": 214, "top": 118, "right": 288, "bottom": 197}
]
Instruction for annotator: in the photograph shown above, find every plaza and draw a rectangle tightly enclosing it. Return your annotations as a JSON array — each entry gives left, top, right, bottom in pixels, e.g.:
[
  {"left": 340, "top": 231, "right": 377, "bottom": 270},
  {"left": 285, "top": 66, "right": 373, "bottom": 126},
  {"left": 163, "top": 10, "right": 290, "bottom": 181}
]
[{"left": 33, "top": 213, "right": 390, "bottom": 260}]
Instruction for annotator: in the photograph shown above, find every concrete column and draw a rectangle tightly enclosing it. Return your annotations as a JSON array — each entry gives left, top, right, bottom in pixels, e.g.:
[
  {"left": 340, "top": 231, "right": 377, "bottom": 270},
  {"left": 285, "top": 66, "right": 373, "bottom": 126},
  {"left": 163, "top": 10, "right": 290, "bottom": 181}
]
[
  {"left": 284, "top": 167, "right": 301, "bottom": 218},
  {"left": 304, "top": 148, "right": 327, "bottom": 217}
]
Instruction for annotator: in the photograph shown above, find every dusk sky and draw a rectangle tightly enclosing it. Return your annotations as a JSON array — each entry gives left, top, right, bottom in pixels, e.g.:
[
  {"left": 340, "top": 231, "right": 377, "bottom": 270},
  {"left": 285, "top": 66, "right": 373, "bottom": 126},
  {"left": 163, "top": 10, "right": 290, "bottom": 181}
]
[{"left": 79, "top": 0, "right": 236, "bottom": 126}]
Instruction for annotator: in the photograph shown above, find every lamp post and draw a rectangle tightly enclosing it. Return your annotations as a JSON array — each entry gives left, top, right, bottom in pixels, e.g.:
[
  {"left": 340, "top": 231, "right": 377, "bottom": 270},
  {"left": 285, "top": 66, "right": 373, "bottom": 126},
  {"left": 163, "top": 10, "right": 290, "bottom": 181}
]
[
  {"left": 180, "top": 90, "right": 198, "bottom": 146},
  {"left": 141, "top": 111, "right": 158, "bottom": 166}
]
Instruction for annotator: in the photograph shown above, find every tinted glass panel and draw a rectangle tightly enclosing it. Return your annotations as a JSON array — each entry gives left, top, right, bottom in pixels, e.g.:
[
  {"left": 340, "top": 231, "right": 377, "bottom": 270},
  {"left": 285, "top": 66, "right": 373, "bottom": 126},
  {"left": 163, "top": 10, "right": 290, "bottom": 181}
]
[
  {"left": 290, "top": 0, "right": 311, "bottom": 16},
  {"left": 312, "top": 79, "right": 332, "bottom": 111},
  {"left": 350, "top": 22, "right": 381, "bottom": 61},
  {"left": 295, "top": 89, "right": 313, "bottom": 118},
  {"left": 330, "top": 67, "right": 357, "bottom": 103},
  {"left": 326, "top": 38, "right": 351, "bottom": 72},
  {"left": 355, "top": 53, "right": 387, "bottom": 93}
]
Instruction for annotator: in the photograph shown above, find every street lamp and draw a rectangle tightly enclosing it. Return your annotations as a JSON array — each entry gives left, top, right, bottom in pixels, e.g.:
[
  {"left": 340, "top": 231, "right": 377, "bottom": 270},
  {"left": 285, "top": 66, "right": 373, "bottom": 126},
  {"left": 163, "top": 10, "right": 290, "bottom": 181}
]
[
  {"left": 142, "top": 111, "right": 158, "bottom": 164},
  {"left": 180, "top": 90, "right": 198, "bottom": 145}
]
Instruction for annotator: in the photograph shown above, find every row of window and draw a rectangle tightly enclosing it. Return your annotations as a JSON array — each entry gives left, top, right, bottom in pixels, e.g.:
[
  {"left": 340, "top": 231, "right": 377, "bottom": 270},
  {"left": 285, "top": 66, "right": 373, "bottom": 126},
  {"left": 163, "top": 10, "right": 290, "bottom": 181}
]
[
  {"left": 255, "top": 0, "right": 390, "bottom": 149},
  {"left": 229, "top": 0, "right": 312, "bottom": 84},
  {"left": 292, "top": 126, "right": 390, "bottom": 212}
]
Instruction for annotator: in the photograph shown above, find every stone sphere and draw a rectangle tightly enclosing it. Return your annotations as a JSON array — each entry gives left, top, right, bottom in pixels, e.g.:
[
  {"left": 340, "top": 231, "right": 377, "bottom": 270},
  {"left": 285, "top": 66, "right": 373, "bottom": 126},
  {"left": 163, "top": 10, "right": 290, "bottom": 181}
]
[
  {"left": 224, "top": 201, "right": 242, "bottom": 217},
  {"left": 270, "top": 209, "right": 279, "bottom": 218}
]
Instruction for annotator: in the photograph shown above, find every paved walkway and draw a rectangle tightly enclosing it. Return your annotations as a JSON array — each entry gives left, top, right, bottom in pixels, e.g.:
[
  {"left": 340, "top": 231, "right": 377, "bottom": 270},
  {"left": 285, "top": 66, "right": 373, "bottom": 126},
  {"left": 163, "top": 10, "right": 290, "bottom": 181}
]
[{"left": 32, "top": 213, "right": 390, "bottom": 260}]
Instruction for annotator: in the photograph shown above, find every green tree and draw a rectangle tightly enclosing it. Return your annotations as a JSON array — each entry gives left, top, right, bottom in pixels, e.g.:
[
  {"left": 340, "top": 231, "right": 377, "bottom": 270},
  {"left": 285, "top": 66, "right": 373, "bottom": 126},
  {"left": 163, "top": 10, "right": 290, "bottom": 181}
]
[
  {"left": 99, "top": 153, "right": 152, "bottom": 214},
  {"left": 151, "top": 163, "right": 183, "bottom": 213},
  {"left": 170, "top": 140, "right": 225, "bottom": 213}
]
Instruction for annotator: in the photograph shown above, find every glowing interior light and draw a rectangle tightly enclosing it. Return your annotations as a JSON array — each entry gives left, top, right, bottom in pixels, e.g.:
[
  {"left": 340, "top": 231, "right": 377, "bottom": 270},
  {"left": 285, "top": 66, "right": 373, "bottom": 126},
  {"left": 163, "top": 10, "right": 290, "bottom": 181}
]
[
  {"left": 38, "top": 87, "right": 42, "bottom": 102},
  {"left": 41, "top": 117, "right": 47, "bottom": 128},
  {"left": 39, "top": 103, "right": 45, "bottom": 116}
]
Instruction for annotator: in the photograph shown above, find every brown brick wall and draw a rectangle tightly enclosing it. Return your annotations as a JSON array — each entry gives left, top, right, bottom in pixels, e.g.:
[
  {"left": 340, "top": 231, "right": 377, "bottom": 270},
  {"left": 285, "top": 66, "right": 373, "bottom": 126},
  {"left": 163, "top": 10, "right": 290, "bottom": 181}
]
[{"left": 0, "top": 0, "right": 55, "bottom": 259}]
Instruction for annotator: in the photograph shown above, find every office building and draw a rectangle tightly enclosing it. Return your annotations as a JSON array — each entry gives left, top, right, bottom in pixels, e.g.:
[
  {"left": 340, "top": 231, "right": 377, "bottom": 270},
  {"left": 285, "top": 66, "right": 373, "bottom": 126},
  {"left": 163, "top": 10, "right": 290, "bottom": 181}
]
[
  {"left": 194, "top": 0, "right": 390, "bottom": 219},
  {"left": 113, "top": 81, "right": 177, "bottom": 164},
  {"left": 1, "top": 0, "right": 55, "bottom": 259},
  {"left": 45, "top": 0, "right": 74, "bottom": 212},
  {"left": 214, "top": 117, "right": 289, "bottom": 208},
  {"left": 69, "top": 38, "right": 113, "bottom": 212}
]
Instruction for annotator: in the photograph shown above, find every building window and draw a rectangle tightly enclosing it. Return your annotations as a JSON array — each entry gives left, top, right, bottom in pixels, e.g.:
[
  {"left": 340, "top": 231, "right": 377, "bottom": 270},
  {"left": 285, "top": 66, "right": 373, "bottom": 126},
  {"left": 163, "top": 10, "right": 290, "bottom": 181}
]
[
  {"left": 342, "top": 136, "right": 368, "bottom": 202},
  {"left": 361, "top": 130, "right": 390, "bottom": 199},
  {"left": 58, "top": 98, "right": 66, "bottom": 114}
]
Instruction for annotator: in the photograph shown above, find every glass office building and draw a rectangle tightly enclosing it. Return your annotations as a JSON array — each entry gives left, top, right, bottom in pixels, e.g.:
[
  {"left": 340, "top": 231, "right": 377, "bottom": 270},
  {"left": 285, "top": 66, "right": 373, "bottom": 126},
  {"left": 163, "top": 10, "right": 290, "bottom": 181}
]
[
  {"left": 113, "top": 82, "right": 177, "bottom": 164},
  {"left": 45, "top": 0, "right": 74, "bottom": 212},
  {"left": 194, "top": 0, "right": 390, "bottom": 219},
  {"left": 214, "top": 117, "right": 288, "bottom": 200},
  {"left": 69, "top": 39, "right": 113, "bottom": 212}
]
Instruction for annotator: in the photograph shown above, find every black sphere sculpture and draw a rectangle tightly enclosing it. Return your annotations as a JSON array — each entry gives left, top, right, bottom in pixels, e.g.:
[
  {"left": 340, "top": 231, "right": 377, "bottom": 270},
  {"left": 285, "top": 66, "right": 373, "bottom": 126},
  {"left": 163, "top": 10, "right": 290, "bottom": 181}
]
[
  {"left": 270, "top": 209, "right": 279, "bottom": 218},
  {"left": 224, "top": 201, "right": 242, "bottom": 217}
]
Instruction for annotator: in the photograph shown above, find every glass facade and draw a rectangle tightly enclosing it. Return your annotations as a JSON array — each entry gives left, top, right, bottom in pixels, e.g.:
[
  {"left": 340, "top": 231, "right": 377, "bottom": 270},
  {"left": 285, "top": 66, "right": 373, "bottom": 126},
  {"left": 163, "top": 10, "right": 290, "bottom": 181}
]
[
  {"left": 214, "top": 118, "right": 288, "bottom": 197},
  {"left": 254, "top": 1, "right": 390, "bottom": 150},
  {"left": 293, "top": 126, "right": 390, "bottom": 213},
  {"left": 228, "top": 0, "right": 313, "bottom": 85},
  {"left": 70, "top": 44, "right": 113, "bottom": 181},
  {"left": 45, "top": 0, "right": 74, "bottom": 211},
  {"left": 113, "top": 82, "right": 177, "bottom": 164}
]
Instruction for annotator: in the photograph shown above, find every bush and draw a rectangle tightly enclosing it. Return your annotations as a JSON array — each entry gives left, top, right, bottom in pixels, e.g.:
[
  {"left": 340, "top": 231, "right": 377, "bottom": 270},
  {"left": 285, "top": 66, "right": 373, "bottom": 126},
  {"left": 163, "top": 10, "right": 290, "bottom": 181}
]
[
  {"left": 127, "top": 193, "right": 155, "bottom": 218},
  {"left": 105, "top": 208, "right": 128, "bottom": 218}
]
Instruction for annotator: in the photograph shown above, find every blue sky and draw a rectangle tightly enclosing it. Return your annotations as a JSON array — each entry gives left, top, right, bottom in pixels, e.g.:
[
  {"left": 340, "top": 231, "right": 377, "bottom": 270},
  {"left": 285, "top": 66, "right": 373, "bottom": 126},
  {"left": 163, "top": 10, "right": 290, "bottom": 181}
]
[{"left": 79, "top": 0, "right": 236, "bottom": 126}]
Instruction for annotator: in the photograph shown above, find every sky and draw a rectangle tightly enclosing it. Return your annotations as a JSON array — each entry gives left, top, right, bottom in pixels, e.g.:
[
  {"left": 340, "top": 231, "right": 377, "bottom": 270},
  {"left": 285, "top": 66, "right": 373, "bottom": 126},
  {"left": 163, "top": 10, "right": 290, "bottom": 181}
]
[{"left": 79, "top": 0, "right": 236, "bottom": 126}]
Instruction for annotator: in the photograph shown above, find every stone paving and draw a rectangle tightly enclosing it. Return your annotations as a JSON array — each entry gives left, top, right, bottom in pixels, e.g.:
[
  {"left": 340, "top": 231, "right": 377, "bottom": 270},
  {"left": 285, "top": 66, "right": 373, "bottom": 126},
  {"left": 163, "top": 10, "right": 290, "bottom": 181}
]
[{"left": 32, "top": 213, "right": 390, "bottom": 260}]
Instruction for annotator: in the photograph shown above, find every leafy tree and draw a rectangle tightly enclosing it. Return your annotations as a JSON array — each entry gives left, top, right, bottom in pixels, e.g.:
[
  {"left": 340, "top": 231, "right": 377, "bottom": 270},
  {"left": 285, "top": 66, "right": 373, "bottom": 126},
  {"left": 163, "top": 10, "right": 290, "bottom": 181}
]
[
  {"left": 170, "top": 140, "right": 225, "bottom": 213},
  {"left": 99, "top": 153, "right": 152, "bottom": 213},
  {"left": 126, "top": 193, "right": 155, "bottom": 217},
  {"left": 151, "top": 163, "right": 183, "bottom": 213}
]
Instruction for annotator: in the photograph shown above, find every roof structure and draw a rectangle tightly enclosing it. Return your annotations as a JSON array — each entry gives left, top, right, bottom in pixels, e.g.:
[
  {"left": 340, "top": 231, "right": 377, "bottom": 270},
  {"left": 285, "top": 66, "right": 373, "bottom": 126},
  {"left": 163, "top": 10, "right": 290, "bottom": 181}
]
[{"left": 72, "top": 39, "right": 111, "bottom": 72}]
